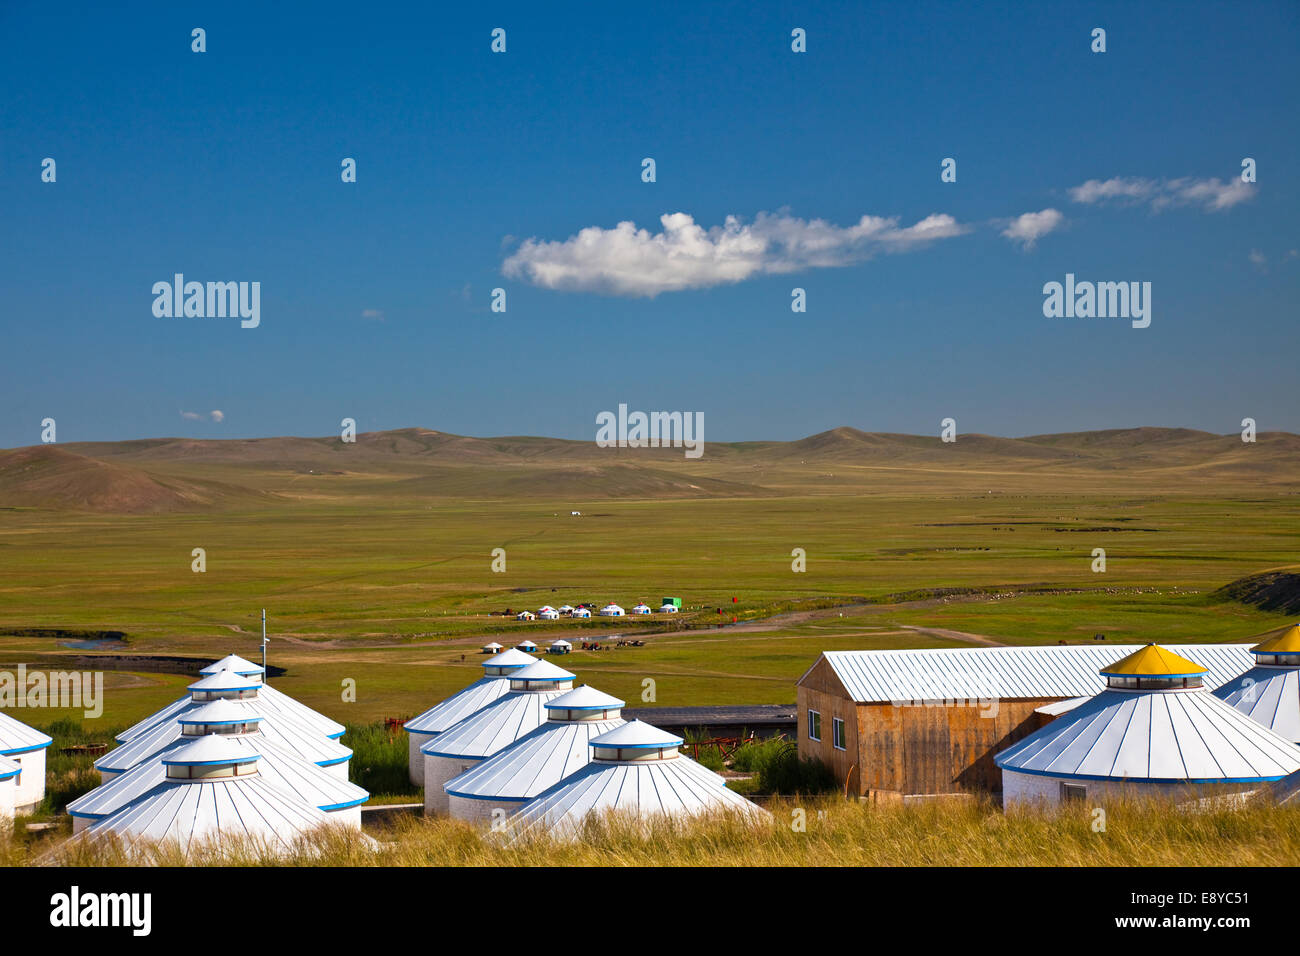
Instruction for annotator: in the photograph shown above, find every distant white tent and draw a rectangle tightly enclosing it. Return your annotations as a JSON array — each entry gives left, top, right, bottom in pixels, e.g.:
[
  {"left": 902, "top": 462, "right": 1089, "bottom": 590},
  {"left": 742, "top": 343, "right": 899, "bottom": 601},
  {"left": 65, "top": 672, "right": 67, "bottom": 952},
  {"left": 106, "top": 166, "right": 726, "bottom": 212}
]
[
  {"left": 558, "top": 605, "right": 575, "bottom": 615},
  {"left": 658, "top": 604, "right": 679, "bottom": 613},
  {"left": 539, "top": 610, "right": 560, "bottom": 620},
  {"left": 445, "top": 686, "right": 626, "bottom": 821},
  {"left": 482, "top": 642, "right": 504, "bottom": 655},
  {"left": 70, "top": 705, "right": 367, "bottom": 833},
  {"left": 517, "top": 641, "right": 539, "bottom": 651},
  {"left": 599, "top": 604, "right": 624, "bottom": 617},
  {"left": 0, "top": 711, "right": 53, "bottom": 814},
  {"left": 549, "top": 640, "right": 573, "bottom": 655},
  {"left": 118, "top": 658, "right": 345, "bottom": 743},
  {"left": 997, "top": 644, "right": 1300, "bottom": 807},
  {"left": 404, "top": 648, "right": 535, "bottom": 786},
  {"left": 82, "top": 736, "right": 338, "bottom": 858},
  {"left": 631, "top": 604, "right": 652, "bottom": 615},
  {"left": 537, "top": 606, "right": 556, "bottom": 614},
  {"left": 516, "top": 612, "right": 536, "bottom": 622},
  {"left": 572, "top": 608, "right": 592, "bottom": 619},
  {"left": 96, "top": 671, "right": 352, "bottom": 782},
  {"left": 508, "top": 720, "right": 769, "bottom": 841},
  {"left": 421, "top": 658, "right": 576, "bottom": 814}
]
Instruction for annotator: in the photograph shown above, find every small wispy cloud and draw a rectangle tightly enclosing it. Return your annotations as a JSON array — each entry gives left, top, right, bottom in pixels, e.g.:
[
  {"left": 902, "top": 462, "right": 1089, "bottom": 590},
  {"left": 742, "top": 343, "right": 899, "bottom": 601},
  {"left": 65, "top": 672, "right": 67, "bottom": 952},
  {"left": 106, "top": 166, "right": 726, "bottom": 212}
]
[
  {"left": 361, "top": 309, "right": 384, "bottom": 321},
  {"left": 1001, "top": 209, "right": 1064, "bottom": 249},
  {"left": 180, "top": 410, "right": 224, "bottom": 422},
  {"left": 210, "top": 410, "right": 224, "bottom": 423},
  {"left": 1069, "top": 176, "right": 1255, "bottom": 212},
  {"left": 502, "top": 210, "right": 970, "bottom": 297},
  {"left": 180, "top": 411, "right": 201, "bottom": 421}
]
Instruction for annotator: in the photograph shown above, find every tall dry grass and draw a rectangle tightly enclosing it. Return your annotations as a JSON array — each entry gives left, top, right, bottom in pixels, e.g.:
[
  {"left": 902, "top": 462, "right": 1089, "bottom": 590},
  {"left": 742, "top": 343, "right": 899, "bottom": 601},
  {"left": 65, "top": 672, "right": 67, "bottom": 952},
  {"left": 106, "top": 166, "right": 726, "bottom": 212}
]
[{"left": 6, "top": 792, "right": 1300, "bottom": 867}]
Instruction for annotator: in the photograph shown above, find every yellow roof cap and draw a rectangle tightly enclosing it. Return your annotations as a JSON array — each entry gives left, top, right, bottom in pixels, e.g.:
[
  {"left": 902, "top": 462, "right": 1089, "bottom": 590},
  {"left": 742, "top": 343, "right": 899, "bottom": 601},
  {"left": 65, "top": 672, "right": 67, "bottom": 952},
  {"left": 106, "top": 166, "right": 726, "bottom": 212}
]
[
  {"left": 1100, "top": 644, "right": 1207, "bottom": 678},
  {"left": 1252, "top": 623, "right": 1300, "bottom": 655}
]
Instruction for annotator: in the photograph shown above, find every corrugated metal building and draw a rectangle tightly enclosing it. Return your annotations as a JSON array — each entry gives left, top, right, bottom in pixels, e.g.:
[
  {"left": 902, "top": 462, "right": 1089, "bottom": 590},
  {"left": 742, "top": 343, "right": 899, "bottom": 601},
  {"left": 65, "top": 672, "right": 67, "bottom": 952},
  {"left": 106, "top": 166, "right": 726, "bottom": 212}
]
[{"left": 796, "top": 643, "right": 1257, "bottom": 799}]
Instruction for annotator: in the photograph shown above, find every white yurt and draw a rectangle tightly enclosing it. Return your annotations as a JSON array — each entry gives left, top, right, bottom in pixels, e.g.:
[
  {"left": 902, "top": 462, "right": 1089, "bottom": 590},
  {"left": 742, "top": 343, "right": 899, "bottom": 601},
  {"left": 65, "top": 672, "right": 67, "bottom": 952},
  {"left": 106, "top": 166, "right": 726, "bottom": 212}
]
[
  {"left": 117, "top": 656, "right": 345, "bottom": 744},
  {"left": 0, "top": 756, "right": 19, "bottom": 822},
  {"left": 96, "top": 671, "right": 353, "bottom": 782},
  {"left": 82, "top": 736, "right": 337, "bottom": 858},
  {"left": 421, "top": 658, "right": 576, "bottom": 815},
  {"left": 507, "top": 720, "right": 769, "bottom": 841},
  {"left": 403, "top": 648, "right": 535, "bottom": 785},
  {"left": 0, "top": 711, "right": 53, "bottom": 814},
  {"left": 69, "top": 707, "right": 368, "bottom": 833},
  {"left": 482, "top": 642, "right": 503, "bottom": 655},
  {"left": 599, "top": 604, "right": 624, "bottom": 617},
  {"left": 631, "top": 603, "right": 652, "bottom": 615},
  {"left": 658, "top": 604, "right": 679, "bottom": 613},
  {"left": 516, "top": 612, "right": 536, "bottom": 622},
  {"left": 996, "top": 644, "right": 1300, "bottom": 807},
  {"left": 572, "top": 607, "right": 592, "bottom": 619},
  {"left": 1212, "top": 624, "right": 1300, "bottom": 742},
  {"left": 558, "top": 605, "right": 575, "bottom": 616},
  {"left": 445, "top": 686, "right": 626, "bottom": 822},
  {"left": 517, "top": 640, "right": 539, "bottom": 651},
  {"left": 549, "top": 640, "right": 573, "bottom": 655},
  {"left": 539, "top": 609, "right": 560, "bottom": 621},
  {"left": 538, "top": 606, "right": 556, "bottom": 614}
]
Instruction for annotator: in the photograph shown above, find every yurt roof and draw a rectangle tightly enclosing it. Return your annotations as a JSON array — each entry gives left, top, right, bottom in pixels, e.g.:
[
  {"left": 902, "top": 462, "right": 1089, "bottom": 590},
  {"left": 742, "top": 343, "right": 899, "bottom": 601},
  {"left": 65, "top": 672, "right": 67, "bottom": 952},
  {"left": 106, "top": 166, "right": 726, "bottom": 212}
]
[
  {"left": 491, "top": 648, "right": 538, "bottom": 669},
  {"left": 517, "top": 640, "right": 539, "bottom": 648},
  {"left": 550, "top": 639, "right": 573, "bottom": 648},
  {"left": 814, "top": 644, "right": 1253, "bottom": 704},
  {"left": 117, "top": 681, "right": 346, "bottom": 744},
  {"left": 510, "top": 659, "right": 576, "bottom": 682},
  {"left": 179, "top": 698, "right": 263, "bottom": 726},
  {"left": 483, "top": 642, "right": 504, "bottom": 650},
  {"left": 546, "top": 686, "right": 623, "bottom": 711},
  {"left": 404, "top": 676, "right": 516, "bottom": 735},
  {"left": 0, "top": 755, "right": 19, "bottom": 781},
  {"left": 994, "top": 687, "right": 1300, "bottom": 783},
  {"left": 200, "top": 654, "right": 266, "bottom": 676},
  {"left": 420, "top": 688, "right": 569, "bottom": 760},
  {"left": 444, "top": 714, "right": 626, "bottom": 802},
  {"left": 1100, "top": 644, "right": 1207, "bottom": 678},
  {"left": 69, "top": 736, "right": 367, "bottom": 822},
  {"left": 1252, "top": 624, "right": 1300, "bottom": 656},
  {"left": 589, "top": 720, "right": 682, "bottom": 749},
  {"left": 0, "top": 711, "right": 54, "bottom": 755},
  {"left": 162, "top": 735, "right": 256, "bottom": 767},
  {"left": 84, "top": 773, "right": 332, "bottom": 855},
  {"left": 1213, "top": 666, "right": 1300, "bottom": 742},
  {"left": 97, "top": 700, "right": 352, "bottom": 774},
  {"left": 508, "top": 754, "right": 768, "bottom": 841},
  {"left": 187, "top": 670, "right": 261, "bottom": 693}
]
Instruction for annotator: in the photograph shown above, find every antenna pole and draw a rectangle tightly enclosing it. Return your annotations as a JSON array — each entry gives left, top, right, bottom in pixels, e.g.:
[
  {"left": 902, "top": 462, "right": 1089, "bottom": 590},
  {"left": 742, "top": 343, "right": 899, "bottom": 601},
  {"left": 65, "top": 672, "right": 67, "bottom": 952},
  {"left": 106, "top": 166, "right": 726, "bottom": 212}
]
[{"left": 261, "top": 608, "right": 268, "bottom": 678}]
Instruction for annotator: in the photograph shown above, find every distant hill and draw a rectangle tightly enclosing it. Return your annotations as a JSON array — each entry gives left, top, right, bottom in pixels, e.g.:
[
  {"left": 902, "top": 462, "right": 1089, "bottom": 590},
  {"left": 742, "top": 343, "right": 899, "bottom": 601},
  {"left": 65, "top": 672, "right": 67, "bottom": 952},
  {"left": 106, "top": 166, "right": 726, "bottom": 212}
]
[
  {"left": 1, "top": 425, "right": 1295, "bottom": 512},
  {"left": 1214, "top": 567, "right": 1300, "bottom": 616}
]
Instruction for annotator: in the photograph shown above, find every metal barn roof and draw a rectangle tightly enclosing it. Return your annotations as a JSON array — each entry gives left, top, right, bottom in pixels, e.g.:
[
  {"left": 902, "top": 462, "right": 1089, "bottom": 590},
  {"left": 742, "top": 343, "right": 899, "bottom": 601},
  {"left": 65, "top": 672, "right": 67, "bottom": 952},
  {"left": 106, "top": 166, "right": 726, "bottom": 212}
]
[
  {"left": 97, "top": 703, "right": 351, "bottom": 775},
  {"left": 995, "top": 686, "right": 1300, "bottom": 783},
  {"left": 0, "top": 711, "right": 53, "bottom": 755},
  {"left": 508, "top": 750, "right": 768, "bottom": 841},
  {"left": 69, "top": 735, "right": 367, "bottom": 822},
  {"left": 813, "top": 644, "right": 1256, "bottom": 704},
  {"left": 1213, "top": 666, "right": 1300, "bottom": 743},
  {"left": 444, "top": 714, "right": 626, "bottom": 802}
]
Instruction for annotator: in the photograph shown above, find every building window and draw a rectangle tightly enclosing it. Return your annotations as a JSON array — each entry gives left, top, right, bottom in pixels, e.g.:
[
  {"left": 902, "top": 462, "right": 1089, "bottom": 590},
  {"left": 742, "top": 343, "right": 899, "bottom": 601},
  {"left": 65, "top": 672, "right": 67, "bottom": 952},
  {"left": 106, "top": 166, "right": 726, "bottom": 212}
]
[
  {"left": 832, "top": 718, "right": 846, "bottom": 751},
  {"left": 808, "top": 709, "right": 822, "bottom": 742},
  {"left": 1061, "top": 782, "right": 1086, "bottom": 802}
]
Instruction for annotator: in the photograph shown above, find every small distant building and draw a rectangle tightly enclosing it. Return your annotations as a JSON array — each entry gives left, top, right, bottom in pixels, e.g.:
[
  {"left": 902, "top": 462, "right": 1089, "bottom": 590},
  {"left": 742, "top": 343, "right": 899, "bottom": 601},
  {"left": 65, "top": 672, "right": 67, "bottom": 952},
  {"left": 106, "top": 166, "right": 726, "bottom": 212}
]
[
  {"left": 658, "top": 604, "right": 679, "bottom": 614},
  {"left": 631, "top": 603, "right": 652, "bottom": 615},
  {"left": 482, "top": 642, "right": 504, "bottom": 655},
  {"left": 0, "top": 711, "right": 53, "bottom": 814},
  {"left": 599, "top": 604, "right": 625, "bottom": 617},
  {"left": 997, "top": 644, "right": 1300, "bottom": 807},
  {"left": 549, "top": 640, "right": 573, "bottom": 655},
  {"left": 572, "top": 607, "right": 592, "bottom": 619},
  {"left": 558, "top": 605, "right": 575, "bottom": 616},
  {"left": 662, "top": 598, "right": 682, "bottom": 609},
  {"left": 539, "top": 609, "right": 560, "bottom": 621},
  {"left": 517, "top": 640, "right": 539, "bottom": 652},
  {"left": 516, "top": 612, "right": 536, "bottom": 622}
]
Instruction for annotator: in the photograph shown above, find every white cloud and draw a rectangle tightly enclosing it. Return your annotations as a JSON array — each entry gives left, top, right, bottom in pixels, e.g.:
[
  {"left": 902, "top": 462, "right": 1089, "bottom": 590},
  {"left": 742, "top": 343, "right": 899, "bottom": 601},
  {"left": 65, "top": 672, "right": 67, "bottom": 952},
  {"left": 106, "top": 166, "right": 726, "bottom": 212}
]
[
  {"left": 1069, "top": 176, "right": 1255, "bottom": 212},
  {"left": 1001, "top": 209, "right": 1064, "bottom": 248},
  {"left": 361, "top": 309, "right": 384, "bottom": 320},
  {"left": 209, "top": 410, "right": 225, "bottom": 423},
  {"left": 180, "top": 411, "right": 201, "bottom": 421},
  {"left": 502, "top": 210, "right": 970, "bottom": 297}
]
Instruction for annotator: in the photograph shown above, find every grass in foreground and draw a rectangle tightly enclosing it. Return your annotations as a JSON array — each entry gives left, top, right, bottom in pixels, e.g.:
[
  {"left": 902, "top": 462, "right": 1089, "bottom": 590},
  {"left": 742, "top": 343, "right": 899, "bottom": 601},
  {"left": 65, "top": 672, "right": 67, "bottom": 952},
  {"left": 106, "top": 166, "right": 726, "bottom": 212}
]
[{"left": 10, "top": 794, "right": 1300, "bottom": 867}]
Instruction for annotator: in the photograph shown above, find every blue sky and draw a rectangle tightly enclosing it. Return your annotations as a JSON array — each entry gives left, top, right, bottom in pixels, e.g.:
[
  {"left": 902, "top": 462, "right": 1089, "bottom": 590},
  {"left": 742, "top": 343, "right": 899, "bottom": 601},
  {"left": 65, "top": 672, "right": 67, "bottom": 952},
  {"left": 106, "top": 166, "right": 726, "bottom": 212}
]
[{"left": 2, "top": 0, "right": 1297, "bottom": 447}]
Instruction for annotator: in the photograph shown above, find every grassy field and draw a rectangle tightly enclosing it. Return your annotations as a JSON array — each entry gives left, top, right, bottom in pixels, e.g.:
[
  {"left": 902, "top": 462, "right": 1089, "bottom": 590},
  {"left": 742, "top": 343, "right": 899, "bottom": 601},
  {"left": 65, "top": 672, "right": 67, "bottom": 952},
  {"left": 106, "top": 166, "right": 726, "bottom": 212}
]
[{"left": 10, "top": 793, "right": 1300, "bottom": 868}]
